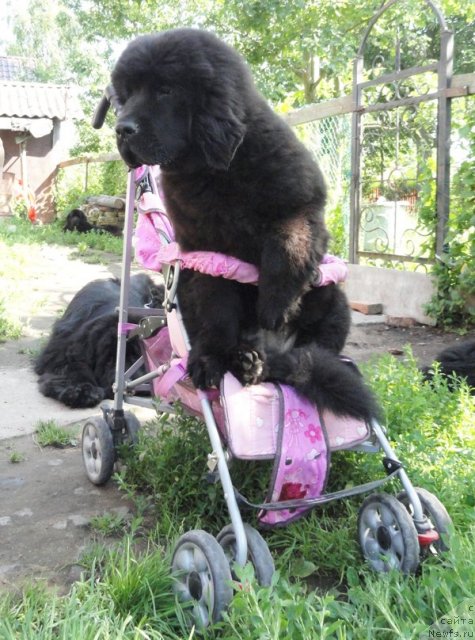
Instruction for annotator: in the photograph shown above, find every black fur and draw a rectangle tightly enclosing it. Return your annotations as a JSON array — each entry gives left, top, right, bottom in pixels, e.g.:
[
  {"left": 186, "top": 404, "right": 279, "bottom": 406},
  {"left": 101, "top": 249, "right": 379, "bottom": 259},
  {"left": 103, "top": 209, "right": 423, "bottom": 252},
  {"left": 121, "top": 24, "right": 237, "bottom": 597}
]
[
  {"left": 63, "top": 208, "right": 122, "bottom": 236},
  {"left": 422, "top": 340, "right": 475, "bottom": 393},
  {"left": 263, "top": 344, "right": 382, "bottom": 422},
  {"left": 111, "top": 28, "right": 379, "bottom": 421},
  {"left": 35, "top": 274, "right": 162, "bottom": 408}
]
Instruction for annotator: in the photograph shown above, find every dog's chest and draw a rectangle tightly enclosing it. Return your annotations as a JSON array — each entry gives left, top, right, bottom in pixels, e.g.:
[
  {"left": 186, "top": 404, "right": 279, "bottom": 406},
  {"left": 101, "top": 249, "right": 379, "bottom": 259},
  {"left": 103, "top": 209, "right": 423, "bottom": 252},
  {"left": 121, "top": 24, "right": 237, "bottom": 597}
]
[{"left": 163, "top": 180, "right": 264, "bottom": 263}]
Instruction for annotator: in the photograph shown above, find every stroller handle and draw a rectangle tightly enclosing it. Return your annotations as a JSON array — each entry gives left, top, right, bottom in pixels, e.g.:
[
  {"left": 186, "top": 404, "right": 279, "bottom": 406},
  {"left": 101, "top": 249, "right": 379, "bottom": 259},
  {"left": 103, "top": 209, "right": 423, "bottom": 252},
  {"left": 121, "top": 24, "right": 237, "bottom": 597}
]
[{"left": 91, "top": 84, "right": 122, "bottom": 129}]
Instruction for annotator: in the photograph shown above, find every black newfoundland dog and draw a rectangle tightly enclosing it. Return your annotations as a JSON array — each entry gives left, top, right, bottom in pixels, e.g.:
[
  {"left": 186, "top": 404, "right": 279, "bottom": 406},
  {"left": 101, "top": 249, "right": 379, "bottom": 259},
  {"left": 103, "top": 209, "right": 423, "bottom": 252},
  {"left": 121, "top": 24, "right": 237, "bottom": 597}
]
[
  {"left": 63, "top": 208, "right": 122, "bottom": 236},
  {"left": 111, "top": 28, "right": 380, "bottom": 421},
  {"left": 35, "top": 274, "right": 162, "bottom": 408},
  {"left": 422, "top": 340, "right": 475, "bottom": 393}
]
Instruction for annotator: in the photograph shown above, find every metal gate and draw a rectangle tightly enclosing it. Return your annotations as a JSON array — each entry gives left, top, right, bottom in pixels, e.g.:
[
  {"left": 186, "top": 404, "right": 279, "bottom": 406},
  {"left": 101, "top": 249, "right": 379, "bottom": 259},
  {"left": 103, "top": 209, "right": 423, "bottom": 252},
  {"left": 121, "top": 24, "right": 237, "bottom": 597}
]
[{"left": 348, "top": 0, "right": 464, "bottom": 269}]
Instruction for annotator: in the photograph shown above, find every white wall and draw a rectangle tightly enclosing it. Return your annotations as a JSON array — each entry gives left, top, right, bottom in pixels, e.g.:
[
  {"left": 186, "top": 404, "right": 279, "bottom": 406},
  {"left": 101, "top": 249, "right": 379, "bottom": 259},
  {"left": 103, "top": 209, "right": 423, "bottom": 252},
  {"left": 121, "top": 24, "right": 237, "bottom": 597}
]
[{"left": 342, "top": 264, "right": 436, "bottom": 325}]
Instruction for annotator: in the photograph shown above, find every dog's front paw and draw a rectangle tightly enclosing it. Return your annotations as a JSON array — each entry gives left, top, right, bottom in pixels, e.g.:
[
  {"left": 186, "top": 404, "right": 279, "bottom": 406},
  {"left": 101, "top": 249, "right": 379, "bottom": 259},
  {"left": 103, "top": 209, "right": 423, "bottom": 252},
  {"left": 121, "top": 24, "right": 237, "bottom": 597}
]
[
  {"left": 230, "top": 347, "right": 264, "bottom": 386},
  {"left": 188, "top": 353, "right": 227, "bottom": 389},
  {"left": 59, "top": 383, "right": 105, "bottom": 408}
]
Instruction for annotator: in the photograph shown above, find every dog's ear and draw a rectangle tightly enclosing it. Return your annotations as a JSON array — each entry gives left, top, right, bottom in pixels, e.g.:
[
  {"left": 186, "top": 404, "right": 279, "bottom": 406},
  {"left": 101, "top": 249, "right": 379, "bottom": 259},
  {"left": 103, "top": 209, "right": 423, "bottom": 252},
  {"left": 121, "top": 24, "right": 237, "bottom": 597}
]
[{"left": 194, "top": 106, "right": 245, "bottom": 170}]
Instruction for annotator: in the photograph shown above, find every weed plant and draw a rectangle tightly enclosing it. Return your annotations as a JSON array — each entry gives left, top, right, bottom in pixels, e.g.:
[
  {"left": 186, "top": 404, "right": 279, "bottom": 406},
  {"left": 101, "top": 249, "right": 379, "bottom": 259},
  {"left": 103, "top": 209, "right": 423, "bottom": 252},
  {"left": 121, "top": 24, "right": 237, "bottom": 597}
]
[
  {"left": 8, "top": 451, "right": 24, "bottom": 464},
  {"left": 0, "top": 298, "right": 22, "bottom": 342},
  {"left": 89, "top": 512, "right": 128, "bottom": 537},
  {"left": 35, "top": 420, "right": 77, "bottom": 448}
]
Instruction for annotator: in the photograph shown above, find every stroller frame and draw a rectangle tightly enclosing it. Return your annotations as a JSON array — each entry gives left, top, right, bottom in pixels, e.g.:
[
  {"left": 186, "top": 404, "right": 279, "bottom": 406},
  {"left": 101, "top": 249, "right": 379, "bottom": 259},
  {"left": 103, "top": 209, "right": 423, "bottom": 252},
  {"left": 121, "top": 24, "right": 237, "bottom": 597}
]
[{"left": 82, "top": 87, "right": 452, "bottom": 629}]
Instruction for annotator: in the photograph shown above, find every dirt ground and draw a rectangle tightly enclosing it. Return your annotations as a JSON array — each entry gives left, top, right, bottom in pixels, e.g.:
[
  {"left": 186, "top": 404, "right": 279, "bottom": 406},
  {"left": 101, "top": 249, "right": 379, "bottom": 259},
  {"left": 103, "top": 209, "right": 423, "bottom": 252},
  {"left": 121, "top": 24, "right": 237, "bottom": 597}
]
[{"left": 0, "top": 243, "right": 473, "bottom": 594}]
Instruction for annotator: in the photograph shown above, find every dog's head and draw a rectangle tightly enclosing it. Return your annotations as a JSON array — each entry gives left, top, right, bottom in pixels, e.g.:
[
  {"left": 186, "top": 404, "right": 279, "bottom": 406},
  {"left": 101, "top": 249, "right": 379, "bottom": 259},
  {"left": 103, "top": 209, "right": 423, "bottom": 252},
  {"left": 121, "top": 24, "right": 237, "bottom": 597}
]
[
  {"left": 63, "top": 208, "right": 91, "bottom": 232},
  {"left": 111, "top": 29, "right": 252, "bottom": 171}
]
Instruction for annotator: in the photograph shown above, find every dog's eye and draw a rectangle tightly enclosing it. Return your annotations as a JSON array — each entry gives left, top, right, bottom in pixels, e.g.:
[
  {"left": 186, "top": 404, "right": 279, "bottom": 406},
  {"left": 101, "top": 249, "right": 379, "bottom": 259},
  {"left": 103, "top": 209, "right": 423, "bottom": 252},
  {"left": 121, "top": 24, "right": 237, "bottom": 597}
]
[{"left": 157, "top": 86, "right": 172, "bottom": 97}]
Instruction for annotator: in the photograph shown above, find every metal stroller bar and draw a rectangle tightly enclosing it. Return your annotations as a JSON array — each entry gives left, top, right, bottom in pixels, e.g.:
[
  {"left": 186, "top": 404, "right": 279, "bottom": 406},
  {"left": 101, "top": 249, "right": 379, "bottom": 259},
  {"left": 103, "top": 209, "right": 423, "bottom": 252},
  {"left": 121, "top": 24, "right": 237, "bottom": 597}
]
[
  {"left": 371, "top": 420, "right": 428, "bottom": 530},
  {"left": 112, "top": 169, "right": 137, "bottom": 414}
]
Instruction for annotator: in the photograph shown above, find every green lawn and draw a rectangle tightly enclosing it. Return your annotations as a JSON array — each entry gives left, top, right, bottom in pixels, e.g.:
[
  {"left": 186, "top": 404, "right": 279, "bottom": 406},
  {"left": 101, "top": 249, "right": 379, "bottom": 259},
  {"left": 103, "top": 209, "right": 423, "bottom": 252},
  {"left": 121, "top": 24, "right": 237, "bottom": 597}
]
[{"left": 0, "top": 218, "right": 473, "bottom": 639}]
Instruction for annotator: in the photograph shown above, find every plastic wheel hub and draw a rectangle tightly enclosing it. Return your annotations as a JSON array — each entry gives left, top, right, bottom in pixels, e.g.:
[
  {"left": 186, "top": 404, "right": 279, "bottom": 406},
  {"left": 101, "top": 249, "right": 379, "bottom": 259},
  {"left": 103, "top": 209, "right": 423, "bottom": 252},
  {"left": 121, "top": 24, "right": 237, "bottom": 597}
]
[
  {"left": 376, "top": 525, "right": 392, "bottom": 550},
  {"left": 188, "top": 571, "right": 203, "bottom": 600}
]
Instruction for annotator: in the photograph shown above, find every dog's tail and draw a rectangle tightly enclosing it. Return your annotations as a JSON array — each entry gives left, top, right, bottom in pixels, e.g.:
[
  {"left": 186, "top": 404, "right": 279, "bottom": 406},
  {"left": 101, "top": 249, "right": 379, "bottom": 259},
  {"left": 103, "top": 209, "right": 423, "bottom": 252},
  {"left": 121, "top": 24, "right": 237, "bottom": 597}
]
[{"left": 263, "top": 343, "right": 381, "bottom": 423}]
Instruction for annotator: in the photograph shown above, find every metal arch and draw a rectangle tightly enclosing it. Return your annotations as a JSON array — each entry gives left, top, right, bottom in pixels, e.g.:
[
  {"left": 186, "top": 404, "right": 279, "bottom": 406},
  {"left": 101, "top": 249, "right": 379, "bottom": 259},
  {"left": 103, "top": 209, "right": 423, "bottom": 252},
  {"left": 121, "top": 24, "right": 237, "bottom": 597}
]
[{"left": 357, "top": 0, "right": 450, "bottom": 59}]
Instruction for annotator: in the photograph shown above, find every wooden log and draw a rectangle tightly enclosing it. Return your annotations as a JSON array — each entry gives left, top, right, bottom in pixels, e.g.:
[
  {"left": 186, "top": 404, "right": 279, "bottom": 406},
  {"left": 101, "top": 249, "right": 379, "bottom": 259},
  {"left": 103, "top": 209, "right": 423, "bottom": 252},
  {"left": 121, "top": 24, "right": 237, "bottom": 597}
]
[{"left": 85, "top": 195, "right": 125, "bottom": 210}]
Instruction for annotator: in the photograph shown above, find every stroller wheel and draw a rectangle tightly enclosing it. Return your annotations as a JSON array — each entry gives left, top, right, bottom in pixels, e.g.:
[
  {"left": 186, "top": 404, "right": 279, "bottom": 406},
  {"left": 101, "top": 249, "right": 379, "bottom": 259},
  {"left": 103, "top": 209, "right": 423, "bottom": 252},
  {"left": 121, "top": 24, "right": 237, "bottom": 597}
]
[
  {"left": 123, "top": 411, "right": 141, "bottom": 445},
  {"left": 171, "top": 530, "right": 233, "bottom": 630},
  {"left": 217, "top": 523, "right": 275, "bottom": 586},
  {"left": 82, "top": 416, "right": 115, "bottom": 485},
  {"left": 397, "top": 487, "right": 452, "bottom": 555},
  {"left": 358, "top": 492, "right": 420, "bottom": 574}
]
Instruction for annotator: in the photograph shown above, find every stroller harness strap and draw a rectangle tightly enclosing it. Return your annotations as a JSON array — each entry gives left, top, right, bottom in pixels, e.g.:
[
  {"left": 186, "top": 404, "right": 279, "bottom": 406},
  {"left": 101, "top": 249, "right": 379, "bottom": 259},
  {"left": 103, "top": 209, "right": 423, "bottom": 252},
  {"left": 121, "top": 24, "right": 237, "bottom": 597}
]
[{"left": 135, "top": 204, "right": 348, "bottom": 287}]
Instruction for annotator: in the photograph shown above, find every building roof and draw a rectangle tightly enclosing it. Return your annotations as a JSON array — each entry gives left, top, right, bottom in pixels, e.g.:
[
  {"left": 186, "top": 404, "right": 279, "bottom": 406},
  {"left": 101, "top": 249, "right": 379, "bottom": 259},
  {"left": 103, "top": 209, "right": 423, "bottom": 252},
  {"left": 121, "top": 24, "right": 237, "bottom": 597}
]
[{"left": 0, "top": 81, "right": 80, "bottom": 120}]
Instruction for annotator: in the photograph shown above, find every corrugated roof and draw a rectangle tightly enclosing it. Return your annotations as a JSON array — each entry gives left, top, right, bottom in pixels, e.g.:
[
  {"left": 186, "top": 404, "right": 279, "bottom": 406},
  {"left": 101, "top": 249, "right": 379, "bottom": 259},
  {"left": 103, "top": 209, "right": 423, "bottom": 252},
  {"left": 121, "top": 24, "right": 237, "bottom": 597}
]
[{"left": 0, "top": 82, "right": 80, "bottom": 120}]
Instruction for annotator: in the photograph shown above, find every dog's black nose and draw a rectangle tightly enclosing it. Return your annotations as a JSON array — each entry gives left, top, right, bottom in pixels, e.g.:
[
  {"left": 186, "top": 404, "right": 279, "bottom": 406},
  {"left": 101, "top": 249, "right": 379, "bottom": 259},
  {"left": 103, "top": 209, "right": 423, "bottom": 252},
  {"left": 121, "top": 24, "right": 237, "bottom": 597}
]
[{"left": 115, "top": 120, "right": 138, "bottom": 137}]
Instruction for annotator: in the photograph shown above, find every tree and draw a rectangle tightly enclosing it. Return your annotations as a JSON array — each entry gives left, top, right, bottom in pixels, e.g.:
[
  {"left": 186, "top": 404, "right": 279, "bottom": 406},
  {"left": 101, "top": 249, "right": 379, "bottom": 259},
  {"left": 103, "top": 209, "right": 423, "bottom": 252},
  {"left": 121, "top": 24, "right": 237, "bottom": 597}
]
[{"left": 3, "top": 0, "right": 473, "bottom": 149}]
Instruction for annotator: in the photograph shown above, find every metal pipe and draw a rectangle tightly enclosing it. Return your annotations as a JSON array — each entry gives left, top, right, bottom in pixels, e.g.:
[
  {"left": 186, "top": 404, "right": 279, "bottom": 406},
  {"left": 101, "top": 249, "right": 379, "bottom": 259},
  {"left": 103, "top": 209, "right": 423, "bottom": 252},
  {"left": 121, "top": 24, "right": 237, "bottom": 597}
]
[
  {"left": 371, "top": 420, "right": 427, "bottom": 526},
  {"left": 113, "top": 170, "right": 136, "bottom": 412},
  {"left": 197, "top": 389, "right": 248, "bottom": 566}
]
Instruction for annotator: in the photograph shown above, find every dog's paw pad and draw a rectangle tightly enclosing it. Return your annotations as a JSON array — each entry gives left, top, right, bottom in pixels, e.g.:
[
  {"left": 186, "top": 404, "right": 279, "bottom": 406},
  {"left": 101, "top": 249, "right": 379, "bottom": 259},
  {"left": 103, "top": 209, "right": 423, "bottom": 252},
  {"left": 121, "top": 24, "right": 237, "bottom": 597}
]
[{"left": 230, "top": 348, "right": 264, "bottom": 385}]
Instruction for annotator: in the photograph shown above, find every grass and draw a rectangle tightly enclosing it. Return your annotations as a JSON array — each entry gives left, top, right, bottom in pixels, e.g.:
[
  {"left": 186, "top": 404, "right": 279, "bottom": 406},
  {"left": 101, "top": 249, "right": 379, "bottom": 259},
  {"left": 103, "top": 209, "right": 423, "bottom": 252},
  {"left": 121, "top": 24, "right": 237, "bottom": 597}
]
[
  {"left": 0, "top": 216, "right": 123, "bottom": 255},
  {"left": 0, "top": 298, "right": 22, "bottom": 342},
  {"left": 9, "top": 451, "right": 24, "bottom": 463},
  {"left": 107, "top": 354, "right": 475, "bottom": 637},
  {"left": 1, "top": 351, "right": 471, "bottom": 639},
  {"left": 0, "top": 218, "right": 473, "bottom": 636},
  {"left": 0, "top": 540, "right": 187, "bottom": 639},
  {"left": 35, "top": 420, "right": 78, "bottom": 448},
  {"left": 89, "top": 512, "right": 128, "bottom": 537},
  {"left": 116, "top": 369, "right": 473, "bottom": 632}
]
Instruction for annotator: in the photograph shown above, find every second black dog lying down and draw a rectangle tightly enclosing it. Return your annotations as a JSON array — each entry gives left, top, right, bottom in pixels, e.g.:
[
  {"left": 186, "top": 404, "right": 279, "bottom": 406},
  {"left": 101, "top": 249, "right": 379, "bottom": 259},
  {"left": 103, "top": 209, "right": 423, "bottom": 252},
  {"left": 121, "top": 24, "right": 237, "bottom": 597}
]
[
  {"left": 35, "top": 274, "right": 163, "bottom": 408},
  {"left": 63, "top": 208, "right": 122, "bottom": 236},
  {"left": 422, "top": 340, "right": 475, "bottom": 393}
]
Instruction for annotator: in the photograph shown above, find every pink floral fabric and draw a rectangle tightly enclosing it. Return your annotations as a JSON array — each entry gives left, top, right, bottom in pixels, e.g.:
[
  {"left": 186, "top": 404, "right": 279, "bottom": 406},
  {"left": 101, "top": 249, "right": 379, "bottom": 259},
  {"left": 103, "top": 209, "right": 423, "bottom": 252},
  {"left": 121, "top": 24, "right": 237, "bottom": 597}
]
[
  {"left": 258, "top": 385, "right": 328, "bottom": 526},
  {"left": 219, "top": 373, "right": 328, "bottom": 526}
]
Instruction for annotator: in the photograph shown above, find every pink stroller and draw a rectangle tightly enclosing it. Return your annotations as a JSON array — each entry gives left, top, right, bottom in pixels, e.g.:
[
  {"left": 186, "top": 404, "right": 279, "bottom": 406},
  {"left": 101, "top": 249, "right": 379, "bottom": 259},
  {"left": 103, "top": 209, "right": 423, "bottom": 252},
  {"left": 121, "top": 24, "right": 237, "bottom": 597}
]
[{"left": 82, "top": 87, "right": 452, "bottom": 629}]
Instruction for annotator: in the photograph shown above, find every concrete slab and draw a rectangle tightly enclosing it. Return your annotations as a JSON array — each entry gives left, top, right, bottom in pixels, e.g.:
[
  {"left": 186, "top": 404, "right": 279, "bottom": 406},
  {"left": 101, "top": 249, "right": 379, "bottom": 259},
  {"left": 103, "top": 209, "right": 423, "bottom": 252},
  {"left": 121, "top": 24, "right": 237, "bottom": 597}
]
[
  {"left": 343, "top": 264, "right": 436, "bottom": 325},
  {"left": 0, "top": 429, "right": 135, "bottom": 592},
  {"left": 351, "top": 311, "right": 386, "bottom": 326}
]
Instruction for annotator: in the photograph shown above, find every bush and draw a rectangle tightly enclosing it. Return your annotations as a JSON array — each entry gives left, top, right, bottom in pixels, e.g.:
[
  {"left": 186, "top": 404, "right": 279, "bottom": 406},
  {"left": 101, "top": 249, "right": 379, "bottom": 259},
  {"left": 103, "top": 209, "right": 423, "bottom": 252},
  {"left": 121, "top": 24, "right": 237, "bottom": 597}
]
[{"left": 425, "top": 106, "right": 475, "bottom": 328}]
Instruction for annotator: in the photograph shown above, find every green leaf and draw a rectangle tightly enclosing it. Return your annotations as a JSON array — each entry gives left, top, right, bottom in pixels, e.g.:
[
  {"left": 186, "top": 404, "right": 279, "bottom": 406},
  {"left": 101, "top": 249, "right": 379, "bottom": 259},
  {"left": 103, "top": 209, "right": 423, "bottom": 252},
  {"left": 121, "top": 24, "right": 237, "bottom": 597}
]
[{"left": 290, "top": 558, "right": 318, "bottom": 578}]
